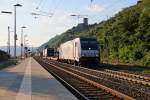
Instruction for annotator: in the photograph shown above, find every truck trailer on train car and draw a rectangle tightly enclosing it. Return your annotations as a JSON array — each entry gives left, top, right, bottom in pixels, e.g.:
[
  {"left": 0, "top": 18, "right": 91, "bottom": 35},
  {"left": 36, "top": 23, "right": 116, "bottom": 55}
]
[
  {"left": 58, "top": 37, "right": 100, "bottom": 65},
  {"left": 43, "top": 48, "right": 55, "bottom": 57}
]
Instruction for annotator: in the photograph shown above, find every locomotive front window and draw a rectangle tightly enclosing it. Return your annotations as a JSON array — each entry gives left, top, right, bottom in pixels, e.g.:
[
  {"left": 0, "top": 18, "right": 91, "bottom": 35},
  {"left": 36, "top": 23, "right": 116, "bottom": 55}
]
[{"left": 81, "top": 40, "right": 98, "bottom": 50}]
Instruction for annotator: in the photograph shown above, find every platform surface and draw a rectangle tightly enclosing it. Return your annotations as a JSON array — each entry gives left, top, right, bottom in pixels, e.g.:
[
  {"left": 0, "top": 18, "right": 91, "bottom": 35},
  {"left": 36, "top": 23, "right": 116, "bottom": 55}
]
[{"left": 0, "top": 57, "right": 78, "bottom": 100}]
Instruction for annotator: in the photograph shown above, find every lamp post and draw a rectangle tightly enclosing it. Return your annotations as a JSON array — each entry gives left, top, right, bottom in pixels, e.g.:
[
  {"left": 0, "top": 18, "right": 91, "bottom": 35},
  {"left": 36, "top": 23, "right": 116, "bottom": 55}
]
[
  {"left": 7, "top": 26, "right": 10, "bottom": 55},
  {"left": 14, "top": 4, "right": 22, "bottom": 58},
  {"left": 24, "top": 34, "right": 28, "bottom": 58},
  {"left": 21, "top": 26, "right": 26, "bottom": 58}
]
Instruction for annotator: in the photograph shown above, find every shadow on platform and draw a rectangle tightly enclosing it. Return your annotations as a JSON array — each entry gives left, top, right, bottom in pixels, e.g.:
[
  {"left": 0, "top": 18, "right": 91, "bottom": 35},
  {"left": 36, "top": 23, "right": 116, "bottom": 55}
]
[{"left": 0, "top": 70, "right": 58, "bottom": 96}]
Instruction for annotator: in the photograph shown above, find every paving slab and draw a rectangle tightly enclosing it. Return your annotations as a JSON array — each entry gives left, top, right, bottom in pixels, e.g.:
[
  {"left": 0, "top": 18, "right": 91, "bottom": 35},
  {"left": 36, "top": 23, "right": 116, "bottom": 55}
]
[{"left": 0, "top": 57, "right": 78, "bottom": 100}]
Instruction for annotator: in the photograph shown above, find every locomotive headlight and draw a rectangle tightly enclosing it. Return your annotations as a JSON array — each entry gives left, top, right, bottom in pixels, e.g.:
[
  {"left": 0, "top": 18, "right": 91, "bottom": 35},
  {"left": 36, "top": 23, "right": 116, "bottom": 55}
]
[{"left": 95, "top": 54, "right": 99, "bottom": 57}]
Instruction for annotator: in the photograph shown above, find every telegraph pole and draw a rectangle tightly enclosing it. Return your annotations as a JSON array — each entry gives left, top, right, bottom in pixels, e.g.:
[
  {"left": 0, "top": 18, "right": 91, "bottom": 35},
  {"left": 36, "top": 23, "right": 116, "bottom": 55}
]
[
  {"left": 7, "top": 26, "right": 10, "bottom": 55},
  {"left": 14, "top": 5, "right": 16, "bottom": 58}
]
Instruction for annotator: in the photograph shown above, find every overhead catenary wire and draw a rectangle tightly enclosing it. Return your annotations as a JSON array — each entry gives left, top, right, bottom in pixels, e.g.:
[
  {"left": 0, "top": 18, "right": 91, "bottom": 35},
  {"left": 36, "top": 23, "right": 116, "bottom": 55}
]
[
  {"left": 32, "top": 0, "right": 51, "bottom": 18},
  {"left": 33, "top": 0, "right": 61, "bottom": 18},
  {"left": 48, "top": 0, "right": 63, "bottom": 18},
  {"left": 36, "top": 0, "right": 45, "bottom": 10},
  {"left": 33, "top": 0, "right": 133, "bottom": 21},
  {"left": 91, "top": 0, "right": 94, "bottom": 4},
  {"left": 40, "top": 0, "right": 46, "bottom": 9}
]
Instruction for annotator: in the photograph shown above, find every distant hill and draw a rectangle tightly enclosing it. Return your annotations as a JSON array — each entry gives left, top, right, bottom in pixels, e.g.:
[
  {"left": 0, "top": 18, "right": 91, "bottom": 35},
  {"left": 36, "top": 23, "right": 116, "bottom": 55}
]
[
  {"left": 0, "top": 46, "right": 37, "bottom": 57},
  {"left": 41, "top": 0, "right": 150, "bottom": 66},
  {"left": 0, "top": 46, "right": 21, "bottom": 57}
]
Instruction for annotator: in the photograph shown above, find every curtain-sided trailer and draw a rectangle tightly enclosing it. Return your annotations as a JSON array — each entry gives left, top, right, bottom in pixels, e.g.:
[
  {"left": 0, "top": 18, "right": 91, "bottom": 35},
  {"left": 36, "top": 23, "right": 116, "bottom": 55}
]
[
  {"left": 58, "top": 37, "right": 100, "bottom": 65},
  {"left": 43, "top": 48, "right": 55, "bottom": 57}
]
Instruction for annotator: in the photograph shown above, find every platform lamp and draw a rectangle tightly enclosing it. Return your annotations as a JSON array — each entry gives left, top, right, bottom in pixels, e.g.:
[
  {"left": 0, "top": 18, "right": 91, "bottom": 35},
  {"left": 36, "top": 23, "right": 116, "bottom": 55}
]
[
  {"left": 21, "top": 26, "right": 26, "bottom": 59},
  {"left": 14, "top": 4, "right": 22, "bottom": 58}
]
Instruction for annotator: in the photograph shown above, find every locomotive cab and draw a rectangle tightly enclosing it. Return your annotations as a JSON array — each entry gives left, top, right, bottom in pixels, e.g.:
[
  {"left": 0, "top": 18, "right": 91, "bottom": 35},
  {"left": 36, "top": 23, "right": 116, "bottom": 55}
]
[{"left": 79, "top": 38, "right": 100, "bottom": 65}]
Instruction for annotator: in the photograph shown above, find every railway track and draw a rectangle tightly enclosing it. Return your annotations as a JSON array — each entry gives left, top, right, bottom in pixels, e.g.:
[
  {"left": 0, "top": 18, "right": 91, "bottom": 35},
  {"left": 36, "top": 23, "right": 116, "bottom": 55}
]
[
  {"left": 53, "top": 60, "right": 150, "bottom": 85},
  {"left": 35, "top": 57, "right": 150, "bottom": 100},
  {"left": 50, "top": 60, "right": 150, "bottom": 99},
  {"left": 46, "top": 59, "right": 150, "bottom": 99},
  {"left": 104, "top": 69, "right": 150, "bottom": 82}
]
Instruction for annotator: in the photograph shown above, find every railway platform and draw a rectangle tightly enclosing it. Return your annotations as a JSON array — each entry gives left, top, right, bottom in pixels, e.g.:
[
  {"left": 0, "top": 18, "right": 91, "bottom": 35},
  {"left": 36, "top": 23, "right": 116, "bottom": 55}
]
[{"left": 0, "top": 57, "right": 77, "bottom": 100}]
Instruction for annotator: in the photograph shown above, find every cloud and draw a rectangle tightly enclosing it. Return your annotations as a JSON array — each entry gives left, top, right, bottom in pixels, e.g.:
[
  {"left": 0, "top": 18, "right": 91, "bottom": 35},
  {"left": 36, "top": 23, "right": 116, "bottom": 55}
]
[
  {"left": 28, "top": 13, "right": 76, "bottom": 46},
  {"left": 87, "top": 4, "right": 105, "bottom": 13},
  {"left": 38, "top": 13, "right": 75, "bottom": 34}
]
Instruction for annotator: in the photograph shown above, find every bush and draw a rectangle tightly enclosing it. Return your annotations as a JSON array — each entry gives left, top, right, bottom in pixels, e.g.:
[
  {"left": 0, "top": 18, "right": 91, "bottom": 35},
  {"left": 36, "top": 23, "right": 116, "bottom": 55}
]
[
  {"left": 134, "top": 51, "right": 144, "bottom": 60},
  {"left": 119, "top": 47, "right": 134, "bottom": 63}
]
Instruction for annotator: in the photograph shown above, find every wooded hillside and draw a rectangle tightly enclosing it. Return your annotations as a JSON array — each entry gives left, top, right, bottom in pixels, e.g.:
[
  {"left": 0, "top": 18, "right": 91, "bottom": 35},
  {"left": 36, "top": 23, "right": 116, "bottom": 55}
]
[{"left": 41, "top": 0, "right": 150, "bottom": 66}]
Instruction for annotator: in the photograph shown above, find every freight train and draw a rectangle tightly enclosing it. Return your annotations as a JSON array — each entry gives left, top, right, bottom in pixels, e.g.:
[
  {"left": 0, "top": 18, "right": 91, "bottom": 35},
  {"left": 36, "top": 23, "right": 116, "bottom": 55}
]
[
  {"left": 58, "top": 37, "right": 100, "bottom": 65},
  {"left": 39, "top": 37, "right": 100, "bottom": 65}
]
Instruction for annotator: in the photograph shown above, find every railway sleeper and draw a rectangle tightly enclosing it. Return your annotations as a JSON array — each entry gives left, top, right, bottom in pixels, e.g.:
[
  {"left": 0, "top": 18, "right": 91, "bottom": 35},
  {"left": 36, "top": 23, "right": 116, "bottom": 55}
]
[
  {"left": 78, "top": 87, "right": 100, "bottom": 90},
  {"left": 79, "top": 89, "right": 104, "bottom": 92},
  {"left": 82, "top": 91, "right": 109, "bottom": 96},
  {"left": 88, "top": 97, "right": 118, "bottom": 100},
  {"left": 105, "top": 70, "right": 150, "bottom": 81},
  {"left": 84, "top": 94, "right": 114, "bottom": 99}
]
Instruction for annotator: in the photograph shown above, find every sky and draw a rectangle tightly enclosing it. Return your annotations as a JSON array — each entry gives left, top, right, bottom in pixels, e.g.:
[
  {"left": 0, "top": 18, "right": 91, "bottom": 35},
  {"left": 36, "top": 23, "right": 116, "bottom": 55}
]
[{"left": 0, "top": 0, "right": 138, "bottom": 47}]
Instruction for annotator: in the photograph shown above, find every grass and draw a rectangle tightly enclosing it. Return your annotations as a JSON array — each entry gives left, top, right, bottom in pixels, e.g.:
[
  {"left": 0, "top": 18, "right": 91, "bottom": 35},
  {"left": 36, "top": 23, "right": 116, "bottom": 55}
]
[
  {"left": 98, "top": 63, "right": 150, "bottom": 74},
  {"left": 142, "top": 70, "right": 150, "bottom": 74},
  {"left": 0, "top": 59, "right": 18, "bottom": 70}
]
